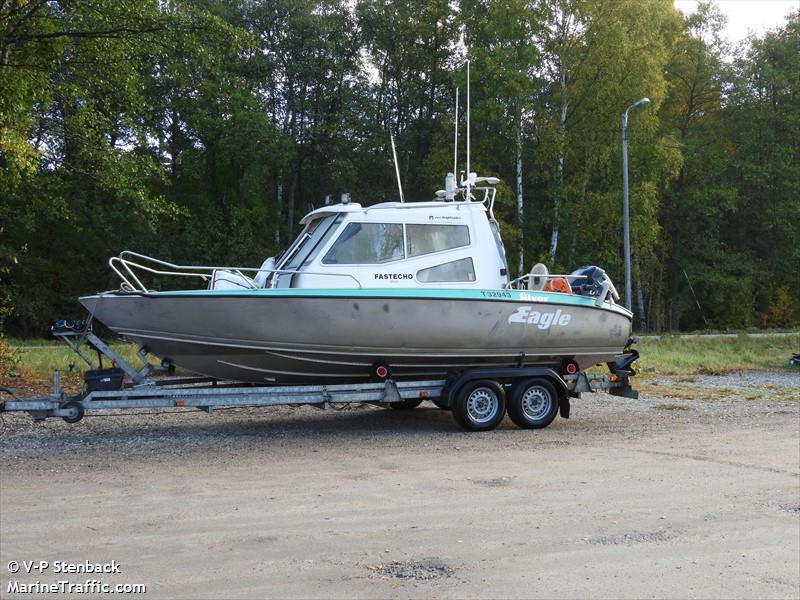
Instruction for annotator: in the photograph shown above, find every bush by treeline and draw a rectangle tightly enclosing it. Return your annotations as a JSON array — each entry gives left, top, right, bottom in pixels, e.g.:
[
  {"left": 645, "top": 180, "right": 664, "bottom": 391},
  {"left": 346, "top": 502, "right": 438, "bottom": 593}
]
[{"left": 1, "top": 0, "right": 798, "bottom": 336}]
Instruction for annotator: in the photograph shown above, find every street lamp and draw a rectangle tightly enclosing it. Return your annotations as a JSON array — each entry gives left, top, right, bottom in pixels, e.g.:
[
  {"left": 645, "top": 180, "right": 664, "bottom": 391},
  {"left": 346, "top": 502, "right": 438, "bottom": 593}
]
[{"left": 621, "top": 97, "right": 650, "bottom": 312}]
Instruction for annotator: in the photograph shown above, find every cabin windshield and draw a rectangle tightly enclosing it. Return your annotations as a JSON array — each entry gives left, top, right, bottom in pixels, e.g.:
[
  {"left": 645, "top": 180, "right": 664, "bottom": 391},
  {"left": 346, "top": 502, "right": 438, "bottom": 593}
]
[{"left": 277, "top": 215, "right": 340, "bottom": 270}]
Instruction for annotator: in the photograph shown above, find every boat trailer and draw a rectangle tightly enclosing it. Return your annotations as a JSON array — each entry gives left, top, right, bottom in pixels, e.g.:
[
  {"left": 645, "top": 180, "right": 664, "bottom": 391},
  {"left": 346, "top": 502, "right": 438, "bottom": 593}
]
[{"left": 0, "top": 321, "right": 639, "bottom": 432}]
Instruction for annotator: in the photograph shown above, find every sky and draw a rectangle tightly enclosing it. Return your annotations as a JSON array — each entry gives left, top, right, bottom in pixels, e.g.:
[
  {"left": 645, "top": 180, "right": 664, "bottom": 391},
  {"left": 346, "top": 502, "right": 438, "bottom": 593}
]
[{"left": 674, "top": 0, "right": 797, "bottom": 45}]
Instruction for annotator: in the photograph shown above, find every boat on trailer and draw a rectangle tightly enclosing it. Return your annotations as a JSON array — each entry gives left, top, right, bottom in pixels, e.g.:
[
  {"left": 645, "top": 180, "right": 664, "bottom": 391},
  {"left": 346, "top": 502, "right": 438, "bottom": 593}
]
[
  {"left": 80, "top": 61, "right": 631, "bottom": 387},
  {"left": 2, "top": 64, "right": 638, "bottom": 432},
  {"left": 81, "top": 174, "right": 631, "bottom": 384}
]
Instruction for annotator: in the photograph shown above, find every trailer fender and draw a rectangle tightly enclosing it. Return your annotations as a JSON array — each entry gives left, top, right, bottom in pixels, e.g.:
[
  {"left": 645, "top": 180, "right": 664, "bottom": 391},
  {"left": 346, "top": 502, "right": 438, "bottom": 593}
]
[{"left": 559, "top": 395, "right": 570, "bottom": 419}]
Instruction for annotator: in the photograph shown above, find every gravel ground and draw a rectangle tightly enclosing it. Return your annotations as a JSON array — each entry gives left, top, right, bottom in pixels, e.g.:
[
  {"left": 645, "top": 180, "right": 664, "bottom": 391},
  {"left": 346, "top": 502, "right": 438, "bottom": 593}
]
[{"left": 1, "top": 371, "right": 798, "bottom": 599}]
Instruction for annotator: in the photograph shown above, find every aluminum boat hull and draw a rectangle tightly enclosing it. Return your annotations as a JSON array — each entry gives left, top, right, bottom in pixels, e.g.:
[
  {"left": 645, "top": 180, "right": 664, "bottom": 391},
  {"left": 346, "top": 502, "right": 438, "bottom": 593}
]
[{"left": 80, "top": 289, "right": 633, "bottom": 383}]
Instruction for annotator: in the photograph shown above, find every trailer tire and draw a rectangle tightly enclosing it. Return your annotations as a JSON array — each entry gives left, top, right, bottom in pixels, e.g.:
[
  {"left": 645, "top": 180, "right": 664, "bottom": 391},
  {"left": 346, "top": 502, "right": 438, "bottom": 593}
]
[
  {"left": 507, "top": 378, "right": 559, "bottom": 429},
  {"left": 60, "top": 400, "right": 85, "bottom": 424},
  {"left": 452, "top": 380, "right": 505, "bottom": 431},
  {"left": 389, "top": 399, "right": 423, "bottom": 410}
]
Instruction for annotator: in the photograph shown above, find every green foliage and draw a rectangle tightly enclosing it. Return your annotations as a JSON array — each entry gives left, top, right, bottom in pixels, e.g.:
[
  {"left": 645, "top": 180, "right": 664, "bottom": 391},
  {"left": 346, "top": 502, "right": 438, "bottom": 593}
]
[
  {"left": 655, "top": 5, "right": 800, "bottom": 331},
  {"left": 0, "top": 0, "right": 797, "bottom": 335},
  {"left": 0, "top": 335, "right": 21, "bottom": 377},
  {"left": 767, "top": 286, "right": 798, "bottom": 328}
]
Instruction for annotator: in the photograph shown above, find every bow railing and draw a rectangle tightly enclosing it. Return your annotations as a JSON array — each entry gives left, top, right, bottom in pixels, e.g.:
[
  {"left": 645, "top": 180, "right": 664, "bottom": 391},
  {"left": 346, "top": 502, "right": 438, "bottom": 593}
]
[{"left": 109, "top": 251, "right": 363, "bottom": 292}]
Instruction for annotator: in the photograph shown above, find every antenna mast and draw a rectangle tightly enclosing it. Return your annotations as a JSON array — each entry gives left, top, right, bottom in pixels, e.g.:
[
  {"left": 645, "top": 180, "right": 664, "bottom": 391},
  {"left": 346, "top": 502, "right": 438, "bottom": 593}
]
[
  {"left": 390, "top": 134, "right": 405, "bottom": 203},
  {"left": 453, "top": 88, "right": 459, "bottom": 179},
  {"left": 465, "top": 59, "right": 471, "bottom": 200}
]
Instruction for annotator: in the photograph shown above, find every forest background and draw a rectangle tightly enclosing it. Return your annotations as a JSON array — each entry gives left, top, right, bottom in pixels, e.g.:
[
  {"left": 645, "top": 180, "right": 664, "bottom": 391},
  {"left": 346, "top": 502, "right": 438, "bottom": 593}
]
[{"left": 1, "top": 0, "right": 798, "bottom": 339}]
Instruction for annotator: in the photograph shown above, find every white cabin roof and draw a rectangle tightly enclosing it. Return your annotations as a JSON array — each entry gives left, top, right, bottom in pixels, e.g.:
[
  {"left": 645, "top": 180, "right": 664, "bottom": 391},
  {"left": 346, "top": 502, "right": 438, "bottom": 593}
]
[{"left": 299, "top": 200, "right": 487, "bottom": 225}]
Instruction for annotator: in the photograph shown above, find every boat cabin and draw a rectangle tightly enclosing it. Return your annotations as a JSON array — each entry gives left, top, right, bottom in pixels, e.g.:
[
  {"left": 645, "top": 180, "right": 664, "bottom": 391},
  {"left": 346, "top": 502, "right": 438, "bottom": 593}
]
[{"left": 209, "top": 194, "right": 510, "bottom": 291}]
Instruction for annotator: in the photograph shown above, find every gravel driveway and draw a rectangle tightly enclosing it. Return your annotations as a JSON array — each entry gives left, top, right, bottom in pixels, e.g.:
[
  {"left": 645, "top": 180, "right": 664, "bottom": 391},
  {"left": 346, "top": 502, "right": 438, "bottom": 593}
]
[{"left": 1, "top": 371, "right": 798, "bottom": 599}]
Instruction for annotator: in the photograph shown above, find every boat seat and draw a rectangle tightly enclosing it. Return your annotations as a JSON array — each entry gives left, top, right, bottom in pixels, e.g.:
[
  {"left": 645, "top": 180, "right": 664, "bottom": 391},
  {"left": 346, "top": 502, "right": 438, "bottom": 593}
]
[
  {"left": 253, "top": 257, "right": 276, "bottom": 288},
  {"left": 209, "top": 270, "right": 255, "bottom": 291},
  {"left": 527, "top": 263, "right": 548, "bottom": 291}
]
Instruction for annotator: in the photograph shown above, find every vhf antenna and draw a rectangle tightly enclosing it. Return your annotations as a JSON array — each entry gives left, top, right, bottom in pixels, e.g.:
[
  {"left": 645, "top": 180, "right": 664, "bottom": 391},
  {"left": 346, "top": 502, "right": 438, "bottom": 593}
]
[
  {"left": 465, "top": 59, "right": 471, "bottom": 201},
  {"left": 453, "top": 87, "right": 459, "bottom": 178},
  {"left": 390, "top": 134, "right": 405, "bottom": 203}
]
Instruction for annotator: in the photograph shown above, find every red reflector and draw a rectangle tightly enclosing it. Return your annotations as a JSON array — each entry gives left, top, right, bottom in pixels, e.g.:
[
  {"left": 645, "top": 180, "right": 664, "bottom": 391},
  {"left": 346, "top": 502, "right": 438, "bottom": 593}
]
[
  {"left": 175, "top": 401, "right": 185, "bottom": 407},
  {"left": 566, "top": 363, "right": 577, "bottom": 374},
  {"left": 376, "top": 366, "right": 388, "bottom": 378}
]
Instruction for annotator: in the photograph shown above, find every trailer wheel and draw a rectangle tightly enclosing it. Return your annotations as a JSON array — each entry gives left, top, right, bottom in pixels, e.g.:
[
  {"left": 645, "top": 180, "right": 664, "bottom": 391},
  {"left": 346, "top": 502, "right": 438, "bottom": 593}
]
[
  {"left": 452, "top": 380, "right": 505, "bottom": 431},
  {"left": 60, "top": 400, "right": 85, "bottom": 424},
  {"left": 507, "top": 378, "right": 559, "bottom": 429},
  {"left": 389, "top": 399, "right": 423, "bottom": 410}
]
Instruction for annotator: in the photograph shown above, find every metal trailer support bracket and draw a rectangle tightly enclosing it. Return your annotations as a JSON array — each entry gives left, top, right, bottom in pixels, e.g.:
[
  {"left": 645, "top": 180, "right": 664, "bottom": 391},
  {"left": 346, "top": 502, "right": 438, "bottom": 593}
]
[
  {"left": 382, "top": 380, "right": 402, "bottom": 404},
  {"left": 51, "top": 321, "right": 166, "bottom": 385},
  {"left": 562, "top": 371, "right": 638, "bottom": 399}
]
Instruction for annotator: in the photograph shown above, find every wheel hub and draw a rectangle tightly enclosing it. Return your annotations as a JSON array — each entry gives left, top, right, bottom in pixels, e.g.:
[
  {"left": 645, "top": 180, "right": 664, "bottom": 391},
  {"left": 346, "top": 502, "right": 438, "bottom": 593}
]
[
  {"left": 521, "top": 386, "right": 551, "bottom": 420},
  {"left": 466, "top": 388, "right": 498, "bottom": 424}
]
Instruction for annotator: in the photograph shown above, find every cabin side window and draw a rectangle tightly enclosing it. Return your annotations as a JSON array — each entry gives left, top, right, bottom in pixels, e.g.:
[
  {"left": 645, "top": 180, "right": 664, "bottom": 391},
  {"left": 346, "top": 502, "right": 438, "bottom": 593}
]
[
  {"left": 322, "top": 223, "right": 404, "bottom": 264},
  {"left": 406, "top": 224, "right": 470, "bottom": 258},
  {"left": 417, "top": 258, "right": 476, "bottom": 283}
]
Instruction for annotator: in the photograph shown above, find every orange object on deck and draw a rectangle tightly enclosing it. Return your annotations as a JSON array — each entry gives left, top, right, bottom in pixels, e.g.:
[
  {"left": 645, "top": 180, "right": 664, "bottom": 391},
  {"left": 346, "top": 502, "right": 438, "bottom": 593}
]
[{"left": 543, "top": 277, "right": 571, "bottom": 293}]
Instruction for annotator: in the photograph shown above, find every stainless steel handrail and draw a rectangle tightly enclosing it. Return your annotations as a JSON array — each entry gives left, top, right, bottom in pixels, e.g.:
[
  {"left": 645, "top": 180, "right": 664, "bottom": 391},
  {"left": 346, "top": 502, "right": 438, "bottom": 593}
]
[
  {"left": 506, "top": 272, "right": 620, "bottom": 306},
  {"left": 109, "top": 251, "right": 363, "bottom": 292},
  {"left": 506, "top": 273, "right": 587, "bottom": 290}
]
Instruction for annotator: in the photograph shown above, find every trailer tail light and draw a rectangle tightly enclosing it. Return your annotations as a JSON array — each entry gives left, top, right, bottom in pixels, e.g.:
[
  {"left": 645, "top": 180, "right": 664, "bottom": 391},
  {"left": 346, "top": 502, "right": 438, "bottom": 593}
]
[
  {"left": 372, "top": 362, "right": 391, "bottom": 381},
  {"left": 562, "top": 359, "right": 579, "bottom": 376},
  {"left": 175, "top": 401, "right": 185, "bottom": 407}
]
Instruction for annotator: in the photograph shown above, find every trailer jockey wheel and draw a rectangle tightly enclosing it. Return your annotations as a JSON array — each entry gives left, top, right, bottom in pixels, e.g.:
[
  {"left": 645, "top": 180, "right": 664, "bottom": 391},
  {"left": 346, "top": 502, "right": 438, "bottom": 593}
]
[
  {"left": 60, "top": 399, "right": 85, "bottom": 424},
  {"left": 372, "top": 362, "right": 391, "bottom": 381}
]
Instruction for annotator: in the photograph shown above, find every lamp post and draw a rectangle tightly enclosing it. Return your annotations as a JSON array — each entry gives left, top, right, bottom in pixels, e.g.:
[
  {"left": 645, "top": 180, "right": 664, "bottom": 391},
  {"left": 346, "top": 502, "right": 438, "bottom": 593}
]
[{"left": 621, "top": 97, "right": 650, "bottom": 311}]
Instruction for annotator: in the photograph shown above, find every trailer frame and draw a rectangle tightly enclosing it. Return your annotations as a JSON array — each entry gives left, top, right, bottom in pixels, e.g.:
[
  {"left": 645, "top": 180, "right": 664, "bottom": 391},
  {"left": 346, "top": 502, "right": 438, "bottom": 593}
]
[{"left": 0, "top": 322, "right": 639, "bottom": 431}]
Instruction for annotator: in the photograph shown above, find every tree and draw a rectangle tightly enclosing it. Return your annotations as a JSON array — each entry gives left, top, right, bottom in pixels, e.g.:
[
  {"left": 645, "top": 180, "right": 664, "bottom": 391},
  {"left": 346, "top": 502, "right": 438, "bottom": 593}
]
[
  {"left": 530, "top": 0, "right": 681, "bottom": 296},
  {"left": 461, "top": 0, "right": 540, "bottom": 276},
  {"left": 0, "top": 0, "right": 236, "bottom": 333},
  {"left": 357, "top": 0, "right": 459, "bottom": 202},
  {"left": 723, "top": 11, "right": 800, "bottom": 326}
]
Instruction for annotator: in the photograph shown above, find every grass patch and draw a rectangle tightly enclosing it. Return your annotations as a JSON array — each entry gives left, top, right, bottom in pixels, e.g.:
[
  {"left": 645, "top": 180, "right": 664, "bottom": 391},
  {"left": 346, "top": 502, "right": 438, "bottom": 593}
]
[
  {"left": 5, "top": 337, "right": 68, "bottom": 347},
  {"left": 654, "top": 403, "right": 690, "bottom": 411},
  {"left": 8, "top": 340, "right": 142, "bottom": 384},
  {"left": 765, "top": 387, "right": 800, "bottom": 402},
  {"left": 634, "top": 333, "right": 799, "bottom": 376},
  {"left": 639, "top": 381, "right": 735, "bottom": 401}
]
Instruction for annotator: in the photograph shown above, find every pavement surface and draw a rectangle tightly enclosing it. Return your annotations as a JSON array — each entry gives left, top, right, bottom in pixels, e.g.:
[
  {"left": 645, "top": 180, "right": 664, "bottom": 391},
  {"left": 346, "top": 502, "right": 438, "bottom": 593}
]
[{"left": 1, "top": 371, "right": 798, "bottom": 599}]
